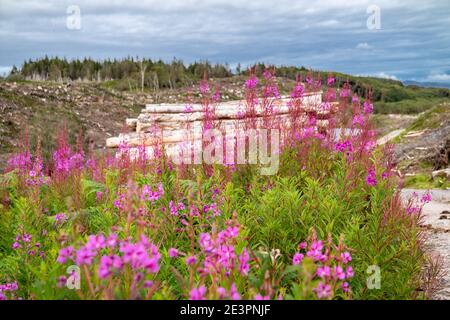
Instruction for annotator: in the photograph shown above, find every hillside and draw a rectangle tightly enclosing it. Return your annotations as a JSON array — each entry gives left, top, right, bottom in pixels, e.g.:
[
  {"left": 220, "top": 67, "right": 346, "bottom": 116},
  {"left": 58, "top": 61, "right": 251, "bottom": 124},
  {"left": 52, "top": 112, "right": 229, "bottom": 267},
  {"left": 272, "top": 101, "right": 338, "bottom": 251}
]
[{"left": 1, "top": 72, "right": 450, "bottom": 178}]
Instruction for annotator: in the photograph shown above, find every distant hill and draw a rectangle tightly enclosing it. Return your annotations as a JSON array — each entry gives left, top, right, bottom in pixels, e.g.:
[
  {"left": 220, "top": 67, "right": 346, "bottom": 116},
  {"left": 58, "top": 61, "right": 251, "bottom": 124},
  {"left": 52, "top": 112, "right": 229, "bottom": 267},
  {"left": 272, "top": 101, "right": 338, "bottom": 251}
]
[{"left": 403, "top": 80, "right": 450, "bottom": 89}]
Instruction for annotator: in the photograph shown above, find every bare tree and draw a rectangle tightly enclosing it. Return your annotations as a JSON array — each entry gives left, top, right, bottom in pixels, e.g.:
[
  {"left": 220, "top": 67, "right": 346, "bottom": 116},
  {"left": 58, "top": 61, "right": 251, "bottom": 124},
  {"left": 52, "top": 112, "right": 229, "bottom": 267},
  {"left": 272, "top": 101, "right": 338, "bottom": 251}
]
[{"left": 139, "top": 60, "right": 148, "bottom": 92}]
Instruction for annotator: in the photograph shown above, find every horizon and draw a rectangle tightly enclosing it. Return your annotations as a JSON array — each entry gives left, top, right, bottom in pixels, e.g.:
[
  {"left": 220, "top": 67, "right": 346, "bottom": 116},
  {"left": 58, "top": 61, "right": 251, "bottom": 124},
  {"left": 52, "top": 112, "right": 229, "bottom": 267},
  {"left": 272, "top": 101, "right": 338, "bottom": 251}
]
[{"left": 1, "top": 0, "right": 450, "bottom": 84}]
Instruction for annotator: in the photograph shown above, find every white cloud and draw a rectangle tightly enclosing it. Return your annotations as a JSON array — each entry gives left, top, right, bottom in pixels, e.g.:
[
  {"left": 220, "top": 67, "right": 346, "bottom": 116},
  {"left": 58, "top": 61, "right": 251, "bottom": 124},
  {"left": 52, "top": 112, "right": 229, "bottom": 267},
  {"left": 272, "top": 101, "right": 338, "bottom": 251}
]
[
  {"left": 357, "top": 72, "right": 399, "bottom": 80},
  {"left": 426, "top": 73, "right": 450, "bottom": 82}
]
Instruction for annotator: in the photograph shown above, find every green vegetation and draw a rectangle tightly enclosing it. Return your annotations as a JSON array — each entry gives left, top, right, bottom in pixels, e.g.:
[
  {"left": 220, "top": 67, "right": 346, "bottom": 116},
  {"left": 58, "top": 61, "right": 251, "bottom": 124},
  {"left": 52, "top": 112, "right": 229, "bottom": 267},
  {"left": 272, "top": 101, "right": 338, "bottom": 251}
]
[
  {"left": 407, "top": 103, "right": 450, "bottom": 131},
  {"left": 404, "top": 173, "right": 450, "bottom": 189}
]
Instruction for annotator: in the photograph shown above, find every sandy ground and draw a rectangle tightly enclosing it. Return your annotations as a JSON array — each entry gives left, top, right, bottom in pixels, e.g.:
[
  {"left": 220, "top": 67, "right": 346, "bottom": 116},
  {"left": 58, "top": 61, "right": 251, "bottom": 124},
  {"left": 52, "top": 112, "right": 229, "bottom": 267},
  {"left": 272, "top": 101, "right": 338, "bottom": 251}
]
[{"left": 401, "top": 189, "right": 450, "bottom": 300}]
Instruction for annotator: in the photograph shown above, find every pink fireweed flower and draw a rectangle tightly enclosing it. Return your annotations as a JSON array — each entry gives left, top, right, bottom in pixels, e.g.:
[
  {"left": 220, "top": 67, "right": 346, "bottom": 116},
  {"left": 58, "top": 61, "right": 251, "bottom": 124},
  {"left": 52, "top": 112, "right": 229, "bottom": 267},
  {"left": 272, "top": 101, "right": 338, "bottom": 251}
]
[
  {"left": 199, "top": 233, "right": 214, "bottom": 253},
  {"left": 69, "top": 153, "right": 84, "bottom": 170},
  {"left": 327, "top": 75, "right": 336, "bottom": 87},
  {"left": 340, "top": 86, "right": 351, "bottom": 98},
  {"left": 333, "top": 265, "right": 346, "bottom": 280},
  {"left": 238, "top": 248, "right": 250, "bottom": 275},
  {"left": 307, "top": 240, "right": 324, "bottom": 261},
  {"left": 316, "top": 266, "right": 331, "bottom": 279},
  {"left": 106, "top": 234, "right": 118, "bottom": 248},
  {"left": 255, "top": 294, "right": 270, "bottom": 300},
  {"left": 292, "top": 253, "right": 304, "bottom": 265},
  {"left": 225, "top": 226, "right": 239, "bottom": 239},
  {"left": 113, "top": 194, "right": 125, "bottom": 210},
  {"left": 314, "top": 282, "right": 331, "bottom": 299},
  {"left": 364, "top": 140, "right": 377, "bottom": 154},
  {"left": 199, "top": 81, "right": 209, "bottom": 95},
  {"left": 421, "top": 193, "right": 432, "bottom": 204},
  {"left": 263, "top": 84, "right": 280, "bottom": 98},
  {"left": 189, "top": 285, "right": 207, "bottom": 300},
  {"left": 342, "top": 282, "right": 350, "bottom": 293},
  {"left": 143, "top": 256, "right": 160, "bottom": 273},
  {"left": 55, "top": 213, "right": 67, "bottom": 225},
  {"left": 57, "top": 246, "right": 74, "bottom": 264},
  {"left": 352, "top": 115, "right": 365, "bottom": 127},
  {"left": 22, "top": 233, "right": 32, "bottom": 243},
  {"left": 346, "top": 266, "right": 354, "bottom": 278},
  {"left": 186, "top": 255, "right": 197, "bottom": 266},
  {"left": 335, "top": 140, "right": 353, "bottom": 154},
  {"left": 96, "top": 191, "right": 103, "bottom": 201},
  {"left": 366, "top": 168, "right": 378, "bottom": 187},
  {"left": 86, "top": 234, "right": 106, "bottom": 251},
  {"left": 168, "top": 248, "right": 179, "bottom": 258},
  {"left": 341, "top": 252, "right": 352, "bottom": 264},
  {"left": 120, "top": 242, "right": 146, "bottom": 268},
  {"left": 189, "top": 205, "right": 199, "bottom": 217},
  {"left": 57, "top": 276, "right": 67, "bottom": 288},
  {"left": 230, "top": 283, "right": 241, "bottom": 300},
  {"left": 290, "top": 83, "right": 305, "bottom": 98},
  {"left": 217, "top": 287, "right": 227, "bottom": 299},
  {"left": 352, "top": 95, "right": 359, "bottom": 104},
  {"left": 363, "top": 101, "right": 374, "bottom": 114},
  {"left": 169, "top": 201, "right": 179, "bottom": 216},
  {"left": 144, "top": 280, "right": 154, "bottom": 288},
  {"left": 245, "top": 75, "right": 258, "bottom": 89},
  {"left": 75, "top": 246, "right": 95, "bottom": 266},
  {"left": 12, "top": 242, "right": 20, "bottom": 250},
  {"left": 98, "top": 255, "right": 115, "bottom": 279},
  {"left": 212, "top": 89, "right": 221, "bottom": 103},
  {"left": 299, "top": 242, "right": 307, "bottom": 250}
]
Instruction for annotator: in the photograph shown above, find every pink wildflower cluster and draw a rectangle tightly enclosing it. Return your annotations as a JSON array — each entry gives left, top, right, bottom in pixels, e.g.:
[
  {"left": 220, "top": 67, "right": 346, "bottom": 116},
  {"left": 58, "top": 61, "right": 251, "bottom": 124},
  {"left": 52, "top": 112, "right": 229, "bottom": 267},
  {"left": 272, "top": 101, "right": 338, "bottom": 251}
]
[
  {"left": 290, "top": 82, "right": 305, "bottom": 99},
  {"left": 292, "top": 234, "right": 353, "bottom": 300},
  {"left": 7, "top": 152, "right": 32, "bottom": 172},
  {"left": 141, "top": 183, "right": 164, "bottom": 204},
  {"left": 363, "top": 100, "right": 374, "bottom": 114},
  {"left": 57, "top": 233, "right": 161, "bottom": 296},
  {"left": 245, "top": 75, "right": 258, "bottom": 90},
  {"left": 262, "top": 69, "right": 280, "bottom": 99},
  {"left": 200, "top": 80, "right": 209, "bottom": 95},
  {"left": 366, "top": 167, "right": 378, "bottom": 187},
  {"left": 0, "top": 281, "right": 19, "bottom": 300},
  {"left": 334, "top": 140, "right": 354, "bottom": 161},
  {"left": 53, "top": 142, "right": 84, "bottom": 175},
  {"left": 406, "top": 191, "right": 432, "bottom": 215},
  {"left": 169, "top": 220, "right": 249, "bottom": 300},
  {"left": 12, "top": 233, "right": 45, "bottom": 259}
]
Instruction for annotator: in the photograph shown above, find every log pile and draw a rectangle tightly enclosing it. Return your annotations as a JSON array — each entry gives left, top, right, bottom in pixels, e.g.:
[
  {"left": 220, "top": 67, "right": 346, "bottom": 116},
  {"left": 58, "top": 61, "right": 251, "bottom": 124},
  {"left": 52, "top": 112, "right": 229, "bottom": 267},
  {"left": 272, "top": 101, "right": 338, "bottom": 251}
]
[{"left": 106, "top": 92, "right": 327, "bottom": 160}]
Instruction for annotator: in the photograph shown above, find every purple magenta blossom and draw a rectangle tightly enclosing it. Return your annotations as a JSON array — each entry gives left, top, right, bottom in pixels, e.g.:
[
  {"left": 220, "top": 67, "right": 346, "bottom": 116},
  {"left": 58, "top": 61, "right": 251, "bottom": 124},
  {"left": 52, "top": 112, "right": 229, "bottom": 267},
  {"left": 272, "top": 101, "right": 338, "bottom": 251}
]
[
  {"left": 366, "top": 167, "right": 378, "bottom": 187},
  {"left": 293, "top": 253, "right": 304, "bottom": 265}
]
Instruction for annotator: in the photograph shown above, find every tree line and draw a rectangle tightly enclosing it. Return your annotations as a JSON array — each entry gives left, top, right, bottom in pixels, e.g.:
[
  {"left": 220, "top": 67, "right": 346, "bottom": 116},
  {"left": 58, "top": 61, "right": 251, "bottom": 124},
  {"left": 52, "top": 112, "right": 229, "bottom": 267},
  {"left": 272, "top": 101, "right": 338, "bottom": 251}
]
[{"left": 10, "top": 56, "right": 233, "bottom": 90}]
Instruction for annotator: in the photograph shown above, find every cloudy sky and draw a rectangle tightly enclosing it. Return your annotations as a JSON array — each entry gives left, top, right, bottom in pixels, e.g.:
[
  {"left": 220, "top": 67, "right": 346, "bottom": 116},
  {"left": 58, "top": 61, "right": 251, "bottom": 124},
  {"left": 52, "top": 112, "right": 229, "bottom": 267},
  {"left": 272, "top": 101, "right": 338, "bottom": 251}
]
[{"left": 0, "top": 0, "right": 449, "bottom": 82}]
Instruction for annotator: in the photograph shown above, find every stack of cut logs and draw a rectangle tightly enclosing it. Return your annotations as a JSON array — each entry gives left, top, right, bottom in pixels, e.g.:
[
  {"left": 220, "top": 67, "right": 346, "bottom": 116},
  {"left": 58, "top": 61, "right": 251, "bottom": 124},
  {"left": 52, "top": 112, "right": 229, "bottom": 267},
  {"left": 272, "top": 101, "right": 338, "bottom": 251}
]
[{"left": 106, "top": 91, "right": 328, "bottom": 160}]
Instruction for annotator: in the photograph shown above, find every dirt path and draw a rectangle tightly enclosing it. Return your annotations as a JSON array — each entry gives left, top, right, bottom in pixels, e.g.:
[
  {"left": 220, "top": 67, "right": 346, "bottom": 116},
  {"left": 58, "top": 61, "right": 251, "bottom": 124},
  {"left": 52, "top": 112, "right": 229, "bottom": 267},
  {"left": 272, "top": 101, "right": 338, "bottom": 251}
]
[{"left": 401, "top": 189, "right": 450, "bottom": 300}]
